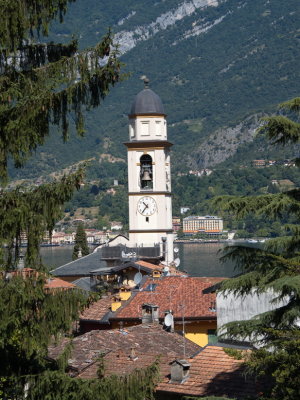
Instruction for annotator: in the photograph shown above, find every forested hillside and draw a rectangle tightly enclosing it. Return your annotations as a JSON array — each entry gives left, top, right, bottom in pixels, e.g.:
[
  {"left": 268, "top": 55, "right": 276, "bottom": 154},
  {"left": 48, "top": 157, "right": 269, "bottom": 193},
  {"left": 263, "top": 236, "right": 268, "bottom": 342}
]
[{"left": 10, "top": 0, "right": 300, "bottom": 179}]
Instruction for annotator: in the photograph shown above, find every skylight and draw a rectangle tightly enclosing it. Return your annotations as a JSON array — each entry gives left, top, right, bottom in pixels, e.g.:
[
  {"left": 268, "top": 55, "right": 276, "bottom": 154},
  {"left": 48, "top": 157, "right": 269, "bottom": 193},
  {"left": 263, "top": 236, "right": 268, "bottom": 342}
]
[{"left": 145, "top": 283, "right": 157, "bottom": 291}]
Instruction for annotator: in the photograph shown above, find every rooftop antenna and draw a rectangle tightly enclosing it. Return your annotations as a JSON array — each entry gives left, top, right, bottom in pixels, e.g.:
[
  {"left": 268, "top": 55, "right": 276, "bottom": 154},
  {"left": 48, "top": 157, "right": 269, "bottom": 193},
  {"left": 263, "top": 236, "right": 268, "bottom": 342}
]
[{"left": 180, "top": 302, "right": 186, "bottom": 359}]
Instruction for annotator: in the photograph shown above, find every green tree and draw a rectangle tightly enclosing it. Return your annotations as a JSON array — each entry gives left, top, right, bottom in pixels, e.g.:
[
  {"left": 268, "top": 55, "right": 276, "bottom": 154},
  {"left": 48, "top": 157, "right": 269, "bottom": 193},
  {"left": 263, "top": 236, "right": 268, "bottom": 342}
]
[
  {"left": 0, "top": 0, "right": 122, "bottom": 267},
  {"left": 0, "top": 2, "right": 164, "bottom": 400},
  {"left": 72, "top": 222, "right": 89, "bottom": 259},
  {"left": 213, "top": 97, "right": 300, "bottom": 400}
]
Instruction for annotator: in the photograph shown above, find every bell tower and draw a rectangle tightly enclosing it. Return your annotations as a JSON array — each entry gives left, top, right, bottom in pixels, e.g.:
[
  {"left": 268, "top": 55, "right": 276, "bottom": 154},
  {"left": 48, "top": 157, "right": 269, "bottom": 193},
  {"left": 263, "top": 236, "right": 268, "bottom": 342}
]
[{"left": 125, "top": 78, "right": 174, "bottom": 263}]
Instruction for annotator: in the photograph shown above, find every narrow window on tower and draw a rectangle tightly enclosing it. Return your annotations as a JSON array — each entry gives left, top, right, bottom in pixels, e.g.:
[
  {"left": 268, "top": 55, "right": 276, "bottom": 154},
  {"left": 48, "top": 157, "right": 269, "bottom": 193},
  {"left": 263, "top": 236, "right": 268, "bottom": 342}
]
[
  {"left": 146, "top": 217, "right": 149, "bottom": 222},
  {"left": 140, "top": 154, "right": 153, "bottom": 190},
  {"left": 141, "top": 121, "right": 150, "bottom": 136},
  {"left": 155, "top": 120, "right": 162, "bottom": 136},
  {"left": 129, "top": 121, "right": 135, "bottom": 138}
]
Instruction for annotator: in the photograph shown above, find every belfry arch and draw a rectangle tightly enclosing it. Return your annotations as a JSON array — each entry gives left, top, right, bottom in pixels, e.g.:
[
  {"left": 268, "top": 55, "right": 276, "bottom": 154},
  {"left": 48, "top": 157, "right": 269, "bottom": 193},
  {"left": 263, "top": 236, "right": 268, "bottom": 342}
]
[{"left": 140, "top": 154, "right": 153, "bottom": 190}]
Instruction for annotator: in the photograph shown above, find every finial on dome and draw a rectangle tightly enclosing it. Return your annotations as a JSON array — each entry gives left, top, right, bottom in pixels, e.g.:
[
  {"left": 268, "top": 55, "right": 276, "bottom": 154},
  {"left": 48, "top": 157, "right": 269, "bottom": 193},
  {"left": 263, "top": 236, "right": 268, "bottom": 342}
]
[{"left": 140, "top": 75, "right": 150, "bottom": 89}]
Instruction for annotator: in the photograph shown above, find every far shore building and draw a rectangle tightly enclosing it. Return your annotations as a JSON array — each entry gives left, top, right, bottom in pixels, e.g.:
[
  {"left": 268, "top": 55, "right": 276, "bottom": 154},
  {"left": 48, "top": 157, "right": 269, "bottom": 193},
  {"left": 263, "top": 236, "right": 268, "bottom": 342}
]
[
  {"left": 252, "top": 159, "right": 266, "bottom": 167},
  {"left": 183, "top": 215, "right": 223, "bottom": 235},
  {"left": 172, "top": 217, "right": 181, "bottom": 232},
  {"left": 110, "top": 221, "right": 123, "bottom": 231},
  {"left": 49, "top": 229, "right": 108, "bottom": 245}
]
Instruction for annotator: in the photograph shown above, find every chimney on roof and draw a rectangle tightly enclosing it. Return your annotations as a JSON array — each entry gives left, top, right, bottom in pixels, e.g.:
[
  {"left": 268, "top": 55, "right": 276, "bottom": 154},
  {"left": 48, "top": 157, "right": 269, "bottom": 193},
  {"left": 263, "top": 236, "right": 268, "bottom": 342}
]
[
  {"left": 170, "top": 359, "right": 191, "bottom": 384},
  {"left": 142, "top": 303, "right": 159, "bottom": 324}
]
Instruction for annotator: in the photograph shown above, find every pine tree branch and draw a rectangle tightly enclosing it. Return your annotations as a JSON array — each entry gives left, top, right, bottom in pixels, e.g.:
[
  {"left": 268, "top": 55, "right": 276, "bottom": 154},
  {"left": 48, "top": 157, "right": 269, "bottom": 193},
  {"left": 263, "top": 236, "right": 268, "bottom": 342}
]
[
  {"left": 0, "top": 31, "right": 124, "bottom": 181},
  {"left": 0, "top": 168, "right": 85, "bottom": 269},
  {"left": 280, "top": 97, "right": 300, "bottom": 113},
  {"left": 213, "top": 191, "right": 300, "bottom": 219},
  {"left": 0, "top": 0, "right": 75, "bottom": 51},
  {"left": 260, "top": 115, "right": 300, "bottom": 145}
]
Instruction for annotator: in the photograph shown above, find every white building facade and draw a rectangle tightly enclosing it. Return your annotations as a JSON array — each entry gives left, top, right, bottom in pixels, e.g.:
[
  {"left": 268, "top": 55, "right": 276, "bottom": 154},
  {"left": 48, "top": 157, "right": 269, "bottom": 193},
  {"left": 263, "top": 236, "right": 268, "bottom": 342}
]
[
  {"left": 183, "top": 215, "right": 223, "bottom": 235},
  {"left": 125, "top": 80, "right": 174, "bottom": 263}
]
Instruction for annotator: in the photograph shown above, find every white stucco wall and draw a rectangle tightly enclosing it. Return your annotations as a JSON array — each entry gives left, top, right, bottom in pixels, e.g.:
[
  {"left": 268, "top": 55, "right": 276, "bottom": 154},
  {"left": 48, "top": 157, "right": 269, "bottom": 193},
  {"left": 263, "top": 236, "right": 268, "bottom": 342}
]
[
  {"left": 128, "top": 116, "right": 167, "bottom": 141},
  {"left": 217, "top": 289, "right": 288, "bottom": 334}
]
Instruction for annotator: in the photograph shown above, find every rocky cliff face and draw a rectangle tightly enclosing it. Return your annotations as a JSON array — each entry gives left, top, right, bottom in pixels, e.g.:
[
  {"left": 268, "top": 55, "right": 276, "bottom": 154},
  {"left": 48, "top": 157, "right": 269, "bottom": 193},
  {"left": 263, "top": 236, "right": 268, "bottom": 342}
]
[
  {"left": 189, "top": 115, "right": 261, "bottom": 168},
  {"left": 115, "top": 0, "right": 222, "bottom": 55}
]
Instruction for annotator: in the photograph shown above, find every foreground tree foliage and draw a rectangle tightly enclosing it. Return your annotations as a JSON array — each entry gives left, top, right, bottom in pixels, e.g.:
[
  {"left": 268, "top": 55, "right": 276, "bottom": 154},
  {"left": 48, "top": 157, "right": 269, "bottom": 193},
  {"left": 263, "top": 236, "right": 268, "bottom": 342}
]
[
  {"left": 0, "top": 1, "right": 122, "bottom": 182},
  {"left": 0, "top": 170, "right": 85, "bottom": 269},
  {"left": 0, "top": 2, "right": 159, "bottom": 399},
  {"left": 25, "top": 362, "right": 160, "bottom": 400},
  {"left": 213, "top": 97, "right": 300, "bottom": 400},
  {"left": 0, "top": 276, "right": 87, "bottom": 394}
]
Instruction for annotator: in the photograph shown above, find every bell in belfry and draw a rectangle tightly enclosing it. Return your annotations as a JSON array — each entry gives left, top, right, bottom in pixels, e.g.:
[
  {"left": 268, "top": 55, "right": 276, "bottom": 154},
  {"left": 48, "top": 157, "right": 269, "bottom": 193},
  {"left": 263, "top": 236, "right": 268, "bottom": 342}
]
[{"left": 141, "top": 169, "right": 152, "bottom": 182}]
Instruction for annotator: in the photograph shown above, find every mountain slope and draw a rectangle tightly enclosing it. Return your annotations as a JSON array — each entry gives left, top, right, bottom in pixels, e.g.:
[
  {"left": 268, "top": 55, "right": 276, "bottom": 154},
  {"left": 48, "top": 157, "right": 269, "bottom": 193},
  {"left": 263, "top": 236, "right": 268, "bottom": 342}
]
[{"left": 10, "top": 0, "right": 300, "bottom": 179}]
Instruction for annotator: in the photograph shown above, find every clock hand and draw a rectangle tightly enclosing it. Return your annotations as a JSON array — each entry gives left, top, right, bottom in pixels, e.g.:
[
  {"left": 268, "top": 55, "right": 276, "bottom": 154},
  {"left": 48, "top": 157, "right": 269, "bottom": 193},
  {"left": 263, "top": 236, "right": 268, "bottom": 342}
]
[{"left": 142, "top": 202, "right": 149, "bottom": 213}]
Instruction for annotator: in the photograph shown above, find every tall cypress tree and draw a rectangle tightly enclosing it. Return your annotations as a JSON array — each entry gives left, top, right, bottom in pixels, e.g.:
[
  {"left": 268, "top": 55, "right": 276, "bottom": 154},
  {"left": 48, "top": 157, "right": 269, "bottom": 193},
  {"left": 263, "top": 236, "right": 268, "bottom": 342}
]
[
  {"left": 72, "top": 222, "right": 89, "bottom": 259},
  {"left": 0, "top": 3, "right": 163, "bottom": 399},
  {"left": 213, "top": 97, "right": 300, "bottom": 400}
]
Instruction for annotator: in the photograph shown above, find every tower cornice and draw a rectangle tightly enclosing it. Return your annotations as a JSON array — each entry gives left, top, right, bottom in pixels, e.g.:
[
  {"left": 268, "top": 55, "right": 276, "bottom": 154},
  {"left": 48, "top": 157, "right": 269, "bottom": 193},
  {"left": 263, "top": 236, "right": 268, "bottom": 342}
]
[
  {"left": 124, "top": 140, "right": 173, "bottom": 149},
  {"left": 128, "top": 191, "right": 172, "bottom": 196},
  {"left": 128, "top": 113, "right": 167, "bottom": 118}
]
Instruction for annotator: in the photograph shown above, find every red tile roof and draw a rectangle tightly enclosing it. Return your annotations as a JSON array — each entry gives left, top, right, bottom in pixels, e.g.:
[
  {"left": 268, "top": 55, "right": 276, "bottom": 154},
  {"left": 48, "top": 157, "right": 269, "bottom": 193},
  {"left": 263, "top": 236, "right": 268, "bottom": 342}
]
[
  {"left": 44, "top": 277, "right": 76, "bottom": 290},
  {"left": 157, "top": 346, "right": 258, "bottom": 399},
  {"left": 8, "top": 267, "right": 37, "bottom": 278},
  {"left": 5, "top": 268, "right": 76, "bottom": 291},
  {"left": 113, "top": 276, "right": 224, "bottom": 321},
  {"left": 136, "top": 260, "right": 161, "bottom": 271},
  {"left": 49, "top": 334, "right": 258, "bottom": 398},
  {"left": 80, "top": 296, "right": 113, "bottom": 321},
  {"left": 78, "top": 349, "right": 172, "bottom": 380},
  {"left": 48, "top": 324, "right": 200, "bottom": 375},
  {"left": 118, "top": 260, "right": 184, "bottom": 276}
]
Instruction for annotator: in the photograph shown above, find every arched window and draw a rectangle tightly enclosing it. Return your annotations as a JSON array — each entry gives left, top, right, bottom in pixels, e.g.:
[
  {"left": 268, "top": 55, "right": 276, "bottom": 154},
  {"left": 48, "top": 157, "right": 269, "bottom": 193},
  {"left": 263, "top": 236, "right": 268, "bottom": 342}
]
[{"left": 140, "top": 154, "right": 153, "bottom": 189}]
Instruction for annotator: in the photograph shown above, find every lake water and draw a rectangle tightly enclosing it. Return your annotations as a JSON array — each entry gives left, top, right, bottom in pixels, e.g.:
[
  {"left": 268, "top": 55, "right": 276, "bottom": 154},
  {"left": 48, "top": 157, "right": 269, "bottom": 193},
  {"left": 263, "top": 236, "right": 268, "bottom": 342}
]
[
  {"left": 41, "top": 242, "right": 238, "bottom": 277},
  {"left": 177, "top": 243, "right": 237, "bottom": 277}
]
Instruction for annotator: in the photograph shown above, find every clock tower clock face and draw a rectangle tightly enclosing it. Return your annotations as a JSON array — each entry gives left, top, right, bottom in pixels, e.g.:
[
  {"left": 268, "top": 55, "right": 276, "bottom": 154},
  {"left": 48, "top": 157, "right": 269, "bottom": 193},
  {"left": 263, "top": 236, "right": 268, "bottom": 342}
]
[{"left": 137, "top": 196, "right": 157, "bottom": 216}]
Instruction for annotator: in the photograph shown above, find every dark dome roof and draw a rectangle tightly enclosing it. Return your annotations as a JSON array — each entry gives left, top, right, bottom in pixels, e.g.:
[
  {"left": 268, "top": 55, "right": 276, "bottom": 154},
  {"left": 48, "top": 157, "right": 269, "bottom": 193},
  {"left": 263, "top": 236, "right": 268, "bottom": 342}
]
[{"left": 130, "top": 88, "right": 165, "bottom": 115}]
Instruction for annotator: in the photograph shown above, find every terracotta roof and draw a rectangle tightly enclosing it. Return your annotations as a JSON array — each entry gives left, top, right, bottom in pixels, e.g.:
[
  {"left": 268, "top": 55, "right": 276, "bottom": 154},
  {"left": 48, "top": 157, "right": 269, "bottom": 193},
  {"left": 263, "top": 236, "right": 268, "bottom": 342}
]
[
  {"left": 78, "top": 349, "right": 172, "bottom": 380},
  {"left": 112, "top": 276, "right": 224, "bottom": 321},
  {"left": 137, "top": 260, "right": 183, "bottom": 276},
  {"left": 157, "top": 346, "right": 258, "bottom": 399},
  {"left": 80, "top": 296, "right": 113, "bottom": 321},
  {"left": 5, "top": 269, "right": 76, "bottom": 291},
  {"left": 44, "top": 277, "right": 76, "bottom": 290},
  {"left": 8, "top": 267, "right": 37, "bottom": 278},
  {"left": 136, "top": 260, "right": 161, "bottom": 271},
  {"left": 49, "top": 334, "right": 259, "bottom": 398},
  {"left": 48, "top": 324, "right": 200, "bottom": 375},
  {"left": 110, "top": 260, "right": 184, "bottom": 276}
]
